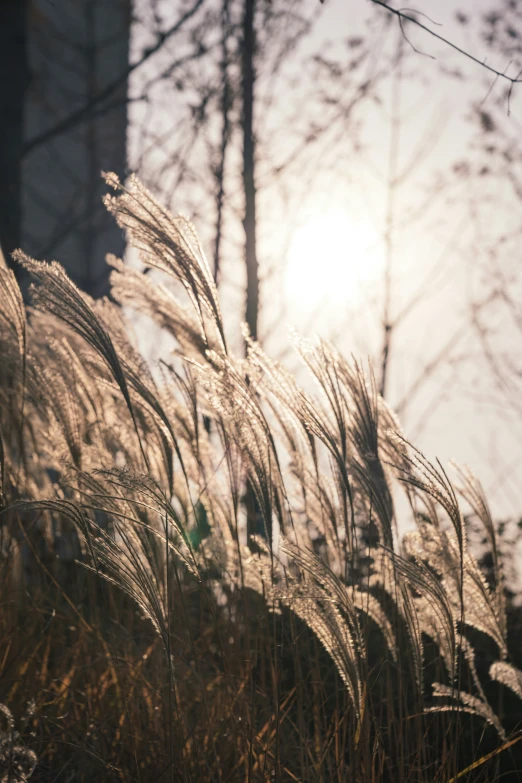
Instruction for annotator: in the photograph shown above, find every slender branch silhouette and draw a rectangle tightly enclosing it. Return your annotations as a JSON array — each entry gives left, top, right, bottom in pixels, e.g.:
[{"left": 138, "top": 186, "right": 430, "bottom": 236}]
[{"left": 369, "top": 0, "right": 522, "bottom": 111}]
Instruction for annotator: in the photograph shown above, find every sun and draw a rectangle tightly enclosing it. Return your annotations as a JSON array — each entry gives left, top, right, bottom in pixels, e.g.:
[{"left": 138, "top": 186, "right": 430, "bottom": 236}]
[{"left": 285, "top": 209, "right": 382, "bottom": 309}]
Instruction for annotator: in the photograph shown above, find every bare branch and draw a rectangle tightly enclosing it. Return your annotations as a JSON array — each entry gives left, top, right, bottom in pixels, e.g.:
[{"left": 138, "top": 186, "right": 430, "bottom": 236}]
[{"left": 369, "top": 0, "right": 522, "bottom": 94}]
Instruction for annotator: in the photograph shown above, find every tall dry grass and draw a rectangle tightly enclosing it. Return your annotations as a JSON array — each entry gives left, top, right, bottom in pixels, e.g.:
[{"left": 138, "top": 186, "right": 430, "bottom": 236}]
[{"left": 0, "top": 174, "right": 521, "bottom": 781}]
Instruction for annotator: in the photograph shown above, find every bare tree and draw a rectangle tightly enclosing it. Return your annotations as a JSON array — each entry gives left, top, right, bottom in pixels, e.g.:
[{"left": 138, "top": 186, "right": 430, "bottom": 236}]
[
  {"left": 380, "top": 39, "right": 403, "bottom": 398},
  {"left": 445, "top": 2, "right": 522, "bottom": 497},
  {"left": 213, "top": 0, "right": 233, "bottom": 287},
  {"left": 370, "top": 0, "right": 522, "bottom": 102},
  {"left": 241, "top": 0, "right": 259, "bottom": 345}
]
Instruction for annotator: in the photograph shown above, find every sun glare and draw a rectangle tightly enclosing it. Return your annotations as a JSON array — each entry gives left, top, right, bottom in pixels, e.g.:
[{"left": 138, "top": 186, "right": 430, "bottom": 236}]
[{"left": 285, "top": 209, "right": 382, "bottom": 309}]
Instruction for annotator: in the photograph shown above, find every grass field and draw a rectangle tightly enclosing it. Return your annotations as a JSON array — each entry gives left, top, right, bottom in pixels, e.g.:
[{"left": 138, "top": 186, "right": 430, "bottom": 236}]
[{"left": 1, "top": 174, "right": 521, "bottom": 782}]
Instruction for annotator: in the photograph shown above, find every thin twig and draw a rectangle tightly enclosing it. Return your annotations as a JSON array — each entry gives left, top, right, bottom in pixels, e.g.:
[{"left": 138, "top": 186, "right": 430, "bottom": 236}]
[{"left": 370, "top": 0, "right": 522, "bottom": 99}]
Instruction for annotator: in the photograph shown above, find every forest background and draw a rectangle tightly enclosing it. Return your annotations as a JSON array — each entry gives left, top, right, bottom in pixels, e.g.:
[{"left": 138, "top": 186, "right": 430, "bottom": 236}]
[{"left": 4, "top": 0, "right": 522, "bottom": 540}]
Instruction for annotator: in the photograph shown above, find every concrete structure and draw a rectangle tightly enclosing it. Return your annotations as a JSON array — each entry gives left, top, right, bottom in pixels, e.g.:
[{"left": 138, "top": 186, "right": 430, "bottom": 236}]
[{"left": 21, "top": 0, "right": 130, "bottom": 297}]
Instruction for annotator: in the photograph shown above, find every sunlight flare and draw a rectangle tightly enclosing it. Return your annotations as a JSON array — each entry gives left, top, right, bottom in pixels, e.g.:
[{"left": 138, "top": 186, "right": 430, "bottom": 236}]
[{"left": 285, "top": 209, "right": 382, "bottom": 307}]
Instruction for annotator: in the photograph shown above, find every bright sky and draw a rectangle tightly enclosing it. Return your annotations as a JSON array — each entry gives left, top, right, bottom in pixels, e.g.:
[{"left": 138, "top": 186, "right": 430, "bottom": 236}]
[
  {"left": 129, "top": 0, "right": 522, "bottom": 570},
  {"left": 266, "top": 0, "right": 522, "bottom": 527}
]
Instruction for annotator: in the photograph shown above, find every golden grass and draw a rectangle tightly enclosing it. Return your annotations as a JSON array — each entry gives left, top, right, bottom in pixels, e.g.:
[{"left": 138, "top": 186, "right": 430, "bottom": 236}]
[{"left": 0, "top": 174, "right": 521, "bottom": 781}]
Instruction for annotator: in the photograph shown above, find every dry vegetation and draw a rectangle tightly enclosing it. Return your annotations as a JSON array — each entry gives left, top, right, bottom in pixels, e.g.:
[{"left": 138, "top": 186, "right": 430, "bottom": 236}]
[{"left": 1, "top": 174, "right": 521, "bottom": 782}]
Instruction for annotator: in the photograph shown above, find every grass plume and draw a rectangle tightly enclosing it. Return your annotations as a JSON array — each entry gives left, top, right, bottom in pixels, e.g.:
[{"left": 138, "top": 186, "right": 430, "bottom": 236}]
[{"left": 1, "top": 174, "right": 521, "bottom": 781}]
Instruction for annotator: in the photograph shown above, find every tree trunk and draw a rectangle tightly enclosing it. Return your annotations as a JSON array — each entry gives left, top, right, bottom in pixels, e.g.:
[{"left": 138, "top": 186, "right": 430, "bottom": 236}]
[
  {"left": 241, "top": 0, "right": 258, "bottom": 345},
  {"left": 380, "top": 42, "right": 403, "bottom": 399},
  {"left": 213, "top": 0, "right": 232, "bottom": 287},
  {"left": 241, "top": 0, "right": 263, "bottom": 544}
]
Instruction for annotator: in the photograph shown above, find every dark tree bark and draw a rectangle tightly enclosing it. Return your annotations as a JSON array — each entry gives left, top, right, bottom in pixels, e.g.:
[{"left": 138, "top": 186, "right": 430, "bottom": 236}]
[
  {"left": 241, "top": 0, "right": 259, "bottom": 345},
  {"left": 241, "top": 0, "right": 264, "bottom": 545},
  {"left": 0, "top": 0, "right": 29, "bottom": 277}
]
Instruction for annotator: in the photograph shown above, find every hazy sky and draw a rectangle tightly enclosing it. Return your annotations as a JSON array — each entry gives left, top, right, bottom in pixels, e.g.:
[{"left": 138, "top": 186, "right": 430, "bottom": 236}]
[
  {"left": 274, "top": 0, "right": 522, "bottom": 517},
  {"left": 129, "top": 0, "right": 522, "bottom": 557}
]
